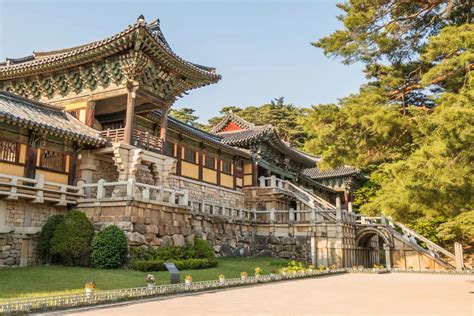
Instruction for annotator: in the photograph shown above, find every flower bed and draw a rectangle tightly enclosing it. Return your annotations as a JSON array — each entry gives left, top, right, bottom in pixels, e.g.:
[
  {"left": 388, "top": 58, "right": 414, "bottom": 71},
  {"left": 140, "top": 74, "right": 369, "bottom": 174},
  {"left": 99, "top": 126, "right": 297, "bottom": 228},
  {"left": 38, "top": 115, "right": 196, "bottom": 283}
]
[
  {"left": 0, "top": 269, "right": 346, "bottom": 314},
  {"left": 390, "top": 269, "right": 472, "bottom": 275}
]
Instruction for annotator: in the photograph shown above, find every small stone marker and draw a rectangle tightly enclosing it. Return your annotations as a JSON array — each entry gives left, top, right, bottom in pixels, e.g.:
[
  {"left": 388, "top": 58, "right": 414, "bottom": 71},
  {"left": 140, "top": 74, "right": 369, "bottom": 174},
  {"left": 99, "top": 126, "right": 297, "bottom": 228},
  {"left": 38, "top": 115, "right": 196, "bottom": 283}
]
[{"left": 164, "top": 262, "right": 180, "bottom": 284}]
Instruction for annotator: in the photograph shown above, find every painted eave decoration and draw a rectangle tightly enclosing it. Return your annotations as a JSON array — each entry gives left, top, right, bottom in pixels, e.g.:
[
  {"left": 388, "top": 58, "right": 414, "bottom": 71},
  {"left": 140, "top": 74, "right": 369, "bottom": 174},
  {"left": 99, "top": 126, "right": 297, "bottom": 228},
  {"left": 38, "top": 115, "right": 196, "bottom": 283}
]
[{"left": 0, "top": 16, "right": 221, "bottom": 91}]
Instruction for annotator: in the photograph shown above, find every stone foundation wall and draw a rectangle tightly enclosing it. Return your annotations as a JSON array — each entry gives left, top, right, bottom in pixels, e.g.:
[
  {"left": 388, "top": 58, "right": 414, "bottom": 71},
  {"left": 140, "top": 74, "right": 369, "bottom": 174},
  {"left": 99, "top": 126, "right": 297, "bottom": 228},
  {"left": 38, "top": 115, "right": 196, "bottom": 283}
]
[
  {"left": 80, "top": 200, "right": 194, "bottom": 249},
  {"left": 169, "top": 176, "right": 245, "bottom": 208},
  {"left": 0, "top": 200, "right": 66, "bottom": 267}
]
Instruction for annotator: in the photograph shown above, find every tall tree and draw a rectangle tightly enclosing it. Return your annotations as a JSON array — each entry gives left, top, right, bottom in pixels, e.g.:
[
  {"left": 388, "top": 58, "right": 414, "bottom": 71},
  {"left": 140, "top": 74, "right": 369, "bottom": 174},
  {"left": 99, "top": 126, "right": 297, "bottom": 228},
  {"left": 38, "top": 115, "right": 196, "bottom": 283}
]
[
  {"left": 305, "top": 0, "right": 473, "bottom": 247},
  {"left": 169, "top": 108, "right": 206, "bottom": 129}
]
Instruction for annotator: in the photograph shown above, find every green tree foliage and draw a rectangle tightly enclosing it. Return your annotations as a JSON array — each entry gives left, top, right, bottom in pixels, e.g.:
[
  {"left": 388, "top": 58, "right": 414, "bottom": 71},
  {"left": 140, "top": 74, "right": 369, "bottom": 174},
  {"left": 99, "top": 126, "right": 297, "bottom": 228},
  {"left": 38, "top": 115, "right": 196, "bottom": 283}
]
[
  {"left": 50, "top": 210, "right": 95, "bottom": 266},
  {"left": 169, "top": 107, "right": 206, "bottom": 129},
  {"left": 91, "top": 225, "right": 128, "bottom": 269},
  {"left": 207, "top": 97, "right": 309, "bottom": 148},
  {"left": 37, "top": 215, "right": 64, "bottom": 263},
  {"left": 306, "top": 1, "right": 473, "bottom": 247}
]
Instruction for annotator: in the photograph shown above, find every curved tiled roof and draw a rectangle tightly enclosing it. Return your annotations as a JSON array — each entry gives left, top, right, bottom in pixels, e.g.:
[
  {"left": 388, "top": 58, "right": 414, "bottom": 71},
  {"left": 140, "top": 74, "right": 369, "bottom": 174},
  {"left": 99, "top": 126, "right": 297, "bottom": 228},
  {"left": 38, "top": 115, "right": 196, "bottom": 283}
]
[
  {"left": 217, "top": 125, "right": 274, "bottom": 144},
  {"left": 0, "top": 91, "right": 105, "bottom": 146},
  {"left": 302, "top": 166, "right": 361, "bottom": 180},
  {"left": 0, "top": 16, "right": 221, "bottom": 88},
  {"left": 210, "top": 111, "right": 255, "bottom": 133},
  {"left": 145, "top": 111, "right": 250, "bottom": 158}
]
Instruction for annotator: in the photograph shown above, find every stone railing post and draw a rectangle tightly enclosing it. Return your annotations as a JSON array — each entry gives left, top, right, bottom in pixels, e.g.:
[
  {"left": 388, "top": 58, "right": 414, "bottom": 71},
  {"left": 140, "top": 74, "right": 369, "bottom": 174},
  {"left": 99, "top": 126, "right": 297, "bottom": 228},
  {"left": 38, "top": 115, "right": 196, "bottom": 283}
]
[
  {"left": 8, "top": 177, "right": 18, "bottom": 200},
  {"left": 259, "top": 176, "right": 265, "bottom": 187},
  {"left": 381, "top": 215, "right": 387, "bottom": 225},
  {"left": 181, "top": 190, "right": 189, "bottom": 206},
  {"left": 33, "top": 174, "right": 44, "bottom": 203},
  {"left": 126, "top": 178, "right": 135, "bottom": 199},
  {"left": 157, "top": 188, "right": 164, "bottom": 202},
  {"left": 335, "top": 196, "right": 342, "bottom": 221},
  {"left": 289, "top": 208, "right": 295, "bottom": 222},
  {"left": 252, "top": 208, "right": 257, "bottom": 221},
  {"left": 58, "top": 186, "right": 67, "bottom": 206},
  {"left": 77, "top": 180, "right": 85, "bottom": 197},
  {"left": 455, "top": 242, "right": 464, "bottom": 271},
  {"left": 97, "top": 179, "right": 105, "bottom": 200},
  {"left": 270, "top": 208, "right": 275, "bottom": 222},
  {"left": 142, "top": 187, "right": 150, "bottom": 200},
  {"left": 310, "top": 208, "right": 316, "bottom": 221},
  {"left": 168, "top": 191, "right": 176, "bottom": 204},
  {"left": 270, "top": 175, "right": 276, "bottom": 188},
  {"left": 348, "top": 202, "right": 353, "bottom": 213}
]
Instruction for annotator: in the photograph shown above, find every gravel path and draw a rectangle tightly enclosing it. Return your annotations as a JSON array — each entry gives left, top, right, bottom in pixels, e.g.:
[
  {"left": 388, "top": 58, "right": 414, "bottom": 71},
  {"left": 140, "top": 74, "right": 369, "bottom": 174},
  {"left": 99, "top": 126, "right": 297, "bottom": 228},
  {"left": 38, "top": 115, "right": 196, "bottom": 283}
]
[{"left": 66, "top": 273, "right": 473, "bottom": 316}]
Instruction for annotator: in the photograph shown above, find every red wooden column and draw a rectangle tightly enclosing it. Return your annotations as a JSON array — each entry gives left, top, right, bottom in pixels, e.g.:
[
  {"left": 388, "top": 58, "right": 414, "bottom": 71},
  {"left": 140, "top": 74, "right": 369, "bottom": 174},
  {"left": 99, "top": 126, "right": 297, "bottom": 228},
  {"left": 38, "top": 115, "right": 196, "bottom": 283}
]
[
  {"left": 24, "top": 132, "right": 38, "bottom": 179},
  {"left": 232, "top": 157, "right": 237, "bottom": 190},
  {"left": 124, "top": 87, "right": 137, "bottom": 145},
  {"left": 68, "top": 147, "right": 78, "bottom": 186},
  {"left": 160, "top": 106, "right": 169, "bottom": 154},
  {"left": 216, "top": 151, "right": 221, "bottom": 186},
  {"left": 252, "top": 160, "right": 258, "bottom": 187},
  {"left": 85, "top": 100, "right": 96, "bottom": 128},
  {"left": 198, "top": 143, "right": 204, "bottom": 181}
]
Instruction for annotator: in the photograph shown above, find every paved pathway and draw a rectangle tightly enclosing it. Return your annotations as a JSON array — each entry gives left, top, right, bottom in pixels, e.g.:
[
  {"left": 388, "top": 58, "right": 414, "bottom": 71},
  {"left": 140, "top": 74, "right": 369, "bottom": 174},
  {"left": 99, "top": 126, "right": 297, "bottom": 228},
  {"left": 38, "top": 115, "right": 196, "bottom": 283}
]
[{"left": 67, "top": 273, "right": 473, "bottom": 316}]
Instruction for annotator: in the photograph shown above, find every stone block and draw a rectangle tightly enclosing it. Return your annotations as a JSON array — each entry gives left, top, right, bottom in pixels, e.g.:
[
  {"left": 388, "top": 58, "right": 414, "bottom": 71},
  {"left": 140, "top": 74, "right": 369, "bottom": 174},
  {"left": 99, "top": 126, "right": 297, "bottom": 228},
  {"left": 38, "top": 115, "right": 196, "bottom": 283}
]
[
  {"left": 161, "top": 236, "right": 173, "bottom": 248},
  {"left": 267, "top": 235, "right": 280, "bottom": 245},
  {"left": 0, "top": 251, "right": 10, "bottom": 259},
  {"left": 220, "top": 243, "right": 232, "bottom": 256},
  {"left": 127, "top": 232, "right": 146, "bottom": 246},
  {"left": 133, "top": 223, "right": 147, "bottom": 234},
  {"left": 185, "top": 234, "right": 195, "bottom": 247},
  {"left": 149, "top": 238, "right": 161, "bottom": 247},
  {"left": 3, "top": 257, "right": 15, "bottom": 266},
  {"left": 1, "top": 245, "right": 11, "bottom": 252},
  {"left": 279, "top": 251, "right": 293, "bottom": 259},
  {"left": 256, "top": 249, "right": 272, "bottom": 257},
  {"left": 145, "top": 225, "right": 159, "bottom": 235},
  {"left": 172, "top": 234, "right": 185, "bottom": 247},
  {"left": 281, "top": 237, "right": 296, "bottom": 245}
]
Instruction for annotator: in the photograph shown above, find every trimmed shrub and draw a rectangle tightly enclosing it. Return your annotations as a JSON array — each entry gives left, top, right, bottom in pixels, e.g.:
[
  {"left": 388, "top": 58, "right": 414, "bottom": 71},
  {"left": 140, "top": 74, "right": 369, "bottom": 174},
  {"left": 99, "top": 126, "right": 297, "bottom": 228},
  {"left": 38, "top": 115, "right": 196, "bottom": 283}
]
[
  {"left": 50, "top": 210, "right": 94, "bottom": 266},
  {"left": 37, "top": 214, "right": 64, "bottom": 263},
  {"left": 130, "top": 238, "right": 215, "bottom": 262},
  {"left": 91, "top": 225, "right": 128, "bottom": 269},
  {"left": 131, "top": 258, "right": 218, "bottom": 272}
]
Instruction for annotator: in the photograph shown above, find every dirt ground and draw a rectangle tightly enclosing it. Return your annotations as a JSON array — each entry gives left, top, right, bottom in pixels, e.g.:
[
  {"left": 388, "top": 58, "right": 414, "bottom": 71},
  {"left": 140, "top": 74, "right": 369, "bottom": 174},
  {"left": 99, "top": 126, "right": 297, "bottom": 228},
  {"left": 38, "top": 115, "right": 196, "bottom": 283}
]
[{"left": 66, "top": 273, "right": 473, "bottom": 316}]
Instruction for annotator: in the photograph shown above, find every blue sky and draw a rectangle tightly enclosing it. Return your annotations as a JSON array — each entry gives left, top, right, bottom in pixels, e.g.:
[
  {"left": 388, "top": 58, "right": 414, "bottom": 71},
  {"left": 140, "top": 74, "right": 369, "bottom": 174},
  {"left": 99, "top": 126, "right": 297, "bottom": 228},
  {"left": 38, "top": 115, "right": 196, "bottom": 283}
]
[{"left": 0, "top": 0, "right": 366, "bottom": 123}]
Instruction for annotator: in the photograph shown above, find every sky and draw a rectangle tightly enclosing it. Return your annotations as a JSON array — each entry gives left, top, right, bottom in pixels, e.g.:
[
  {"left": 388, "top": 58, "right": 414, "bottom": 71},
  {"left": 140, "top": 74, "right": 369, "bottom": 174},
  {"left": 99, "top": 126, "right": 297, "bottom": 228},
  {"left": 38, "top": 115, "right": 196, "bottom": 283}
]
[{"left": 0, "top": 0, "right": 366, "bottom": 123}]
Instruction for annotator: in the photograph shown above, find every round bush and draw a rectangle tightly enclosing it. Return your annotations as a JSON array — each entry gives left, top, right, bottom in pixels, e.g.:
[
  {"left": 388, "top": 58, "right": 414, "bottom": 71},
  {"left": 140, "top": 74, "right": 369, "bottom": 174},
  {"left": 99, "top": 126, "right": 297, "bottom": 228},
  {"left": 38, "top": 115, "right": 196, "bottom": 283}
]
[
  {"left": 50, "top": 210, "right": 94, "bottom": 266},
  {"left": 38, "top": 214, "right": 64, "bottom": 262},
  {"left": 91, "top": 225, "right": 128, "bottom": 269}
]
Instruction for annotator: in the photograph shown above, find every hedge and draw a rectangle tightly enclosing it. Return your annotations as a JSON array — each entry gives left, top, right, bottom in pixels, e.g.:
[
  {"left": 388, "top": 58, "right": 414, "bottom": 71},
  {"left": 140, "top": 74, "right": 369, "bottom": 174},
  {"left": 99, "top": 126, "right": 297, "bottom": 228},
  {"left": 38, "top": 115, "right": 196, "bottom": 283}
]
[{"left": 131, "top": 258, "right": 218, "bottom": 272}]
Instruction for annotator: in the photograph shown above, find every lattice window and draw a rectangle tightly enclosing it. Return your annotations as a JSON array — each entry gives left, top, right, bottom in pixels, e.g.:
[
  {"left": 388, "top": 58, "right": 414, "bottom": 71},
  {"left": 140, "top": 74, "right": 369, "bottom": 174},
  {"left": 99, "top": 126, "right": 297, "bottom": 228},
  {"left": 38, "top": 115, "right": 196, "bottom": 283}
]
[
  {"left": 40, "top": 150, "right": 65, "bottom": 172},
  {"left": 184, "top": 147, "right": 196, "bottom": 164},
  {"left": 222, "top": 160, "right": 232, "bottom": 175},
  {"left": 165, "top": 141, "right": 175, "bottom": 157},
  {"left": 66, "top": 109, "right": 80, "bottom": 119},
  {"left": 0, "top": 139, "right": 19, "bottom": 163},
  {"left": 204, "top": 156, "right": 216, "bottom": 169}
]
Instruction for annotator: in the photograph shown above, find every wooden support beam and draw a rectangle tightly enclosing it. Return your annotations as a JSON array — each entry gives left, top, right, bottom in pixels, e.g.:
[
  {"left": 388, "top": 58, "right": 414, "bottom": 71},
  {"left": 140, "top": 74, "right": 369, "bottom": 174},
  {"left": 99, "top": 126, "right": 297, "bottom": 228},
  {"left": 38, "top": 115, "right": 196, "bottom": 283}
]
[
  {"left": 85, "top": 100, "right": 96, "bottom": 127},
  {"left": 124, "top": 86, "right": 137, "bottom": 145},
  {"left": 198, "top": 143, "right": 203, "bottom": 182},
  {"left": 160, "top": 106, "right": 169, "bottom": 154},
  {"left": 176, "top": 137, "right": 182, "bottom": 176},
  {"left": 68, "top": 147, "right": 78, "bottom": 186},
  {"left": 216, "top": 151, "right": 221, "bottom": 187}
]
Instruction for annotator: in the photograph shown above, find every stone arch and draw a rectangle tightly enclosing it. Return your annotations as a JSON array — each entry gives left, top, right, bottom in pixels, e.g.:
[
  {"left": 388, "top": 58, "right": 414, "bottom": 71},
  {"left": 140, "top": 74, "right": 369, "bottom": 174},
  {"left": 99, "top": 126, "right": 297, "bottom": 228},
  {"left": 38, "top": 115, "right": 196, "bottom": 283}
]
[{"left": 355, "top": 227, "right": 392, "bottom": 248}]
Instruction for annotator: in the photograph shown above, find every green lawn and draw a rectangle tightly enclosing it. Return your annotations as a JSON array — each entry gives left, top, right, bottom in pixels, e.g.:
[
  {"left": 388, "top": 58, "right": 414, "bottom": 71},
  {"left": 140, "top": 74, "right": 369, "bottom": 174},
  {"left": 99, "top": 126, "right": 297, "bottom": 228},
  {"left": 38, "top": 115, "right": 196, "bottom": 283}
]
[{"left": 0, "top": 257, "right": 287, "bottom": 299}]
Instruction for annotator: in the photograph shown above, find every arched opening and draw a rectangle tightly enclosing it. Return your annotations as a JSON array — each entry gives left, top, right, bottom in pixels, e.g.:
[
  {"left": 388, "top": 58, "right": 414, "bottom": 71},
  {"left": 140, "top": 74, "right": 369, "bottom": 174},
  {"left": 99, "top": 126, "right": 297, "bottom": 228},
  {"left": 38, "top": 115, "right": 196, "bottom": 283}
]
[{"left": 355, "top": 229, "right": 391, "bottom": 269}]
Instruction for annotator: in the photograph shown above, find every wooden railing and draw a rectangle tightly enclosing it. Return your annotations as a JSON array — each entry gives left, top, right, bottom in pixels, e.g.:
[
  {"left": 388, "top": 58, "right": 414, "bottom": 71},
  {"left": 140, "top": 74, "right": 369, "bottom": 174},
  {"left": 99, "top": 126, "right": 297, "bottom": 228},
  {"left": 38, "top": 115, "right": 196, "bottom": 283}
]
[
  {"left": 78, "top": 178, "right": 188, "bottom": 206},
  {"left": 0, "top": 174, "right": 82, "bottom": 206},
  {"left": 100, "top": 128, "right": 125, "bottom": 142},
  {"left": 100, "top": 128, "right": 163, "bottom": 152}
]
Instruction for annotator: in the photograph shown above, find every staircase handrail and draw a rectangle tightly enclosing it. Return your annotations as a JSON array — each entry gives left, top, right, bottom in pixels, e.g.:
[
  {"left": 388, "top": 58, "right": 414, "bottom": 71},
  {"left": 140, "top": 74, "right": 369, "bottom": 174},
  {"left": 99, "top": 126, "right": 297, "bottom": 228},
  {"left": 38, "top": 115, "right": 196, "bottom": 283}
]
[
  {"left": 389, "top": 219, "right": 456, "bottom": 261},
  {"left": 284, "top": 180, "right": 336, "bottom": 210}
]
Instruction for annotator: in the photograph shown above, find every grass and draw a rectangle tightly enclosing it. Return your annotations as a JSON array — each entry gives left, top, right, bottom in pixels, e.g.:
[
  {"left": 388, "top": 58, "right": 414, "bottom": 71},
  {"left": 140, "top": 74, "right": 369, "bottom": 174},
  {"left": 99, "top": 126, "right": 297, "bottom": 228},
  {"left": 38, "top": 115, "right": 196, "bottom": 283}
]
[{"left": 0, "top": 257, "right": 287, "bottom": 300}]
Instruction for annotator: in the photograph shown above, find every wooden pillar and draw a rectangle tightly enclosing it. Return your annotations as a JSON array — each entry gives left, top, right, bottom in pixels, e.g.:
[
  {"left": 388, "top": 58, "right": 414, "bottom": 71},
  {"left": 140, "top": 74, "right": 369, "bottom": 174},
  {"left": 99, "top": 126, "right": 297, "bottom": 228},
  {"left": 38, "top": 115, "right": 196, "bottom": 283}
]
[
  {"left": 233, "top": 157, "right": 237, "bottom": 190},
  {"left": 24, "top": 132, "right": 38, "bottom": 179},
  {"left": 68, "top": 147, "right": 78, "bottom": 186},
  {"left": 176, "top": 137, "right": 182, "bottom": 176},
  {"left": 252, "top": 160, "right": 258, "bottom": 187},
  {"left": 216, "top": 152, "right": 221, "bottom": 186},
  {"left": 160, "top": 107, "right": 169, "bottom": 154},
  {"left": 85, "top": 100, "right": 96, "bottom": 127},
  {"left": 344, "top": 189, "right": 349, "bottom": 210},
  {"left": 198, "top": 143, "right": 203, "bottom": 181},
  {"left": 124, "top": 87, "right": 137, "bottom": 145}
]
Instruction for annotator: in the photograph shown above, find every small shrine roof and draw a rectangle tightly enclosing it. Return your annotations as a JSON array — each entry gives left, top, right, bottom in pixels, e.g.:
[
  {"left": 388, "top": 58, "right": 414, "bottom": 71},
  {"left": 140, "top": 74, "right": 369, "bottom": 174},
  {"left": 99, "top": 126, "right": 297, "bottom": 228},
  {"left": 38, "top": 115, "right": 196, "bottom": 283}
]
[{"left": 0, "top": 91, "right": 105, "bottom": 146}]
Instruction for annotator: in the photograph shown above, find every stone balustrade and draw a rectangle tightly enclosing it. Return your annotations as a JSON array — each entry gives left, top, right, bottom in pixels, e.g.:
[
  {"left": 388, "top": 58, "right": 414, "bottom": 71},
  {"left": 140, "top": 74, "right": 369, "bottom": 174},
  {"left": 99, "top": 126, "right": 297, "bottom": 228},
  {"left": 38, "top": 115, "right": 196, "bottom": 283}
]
[
  {"left": 78, "top": 178, "right": 189, "bottom": 206},
  {"left": 0, "top": 173, "right": 82, "bottom": 206}
]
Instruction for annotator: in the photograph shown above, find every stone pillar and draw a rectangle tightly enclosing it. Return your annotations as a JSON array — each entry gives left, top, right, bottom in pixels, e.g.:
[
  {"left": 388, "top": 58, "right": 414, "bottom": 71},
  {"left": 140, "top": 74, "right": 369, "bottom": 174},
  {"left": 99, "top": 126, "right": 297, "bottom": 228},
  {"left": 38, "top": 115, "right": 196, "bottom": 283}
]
[
  {"left": 384, "top": 244, "right": 391, "bottom": 269},
  {"left": 454, "top": 242, "right": 464, "bottom": 271},
  {"left": 78, "top": 150, "right": 97, "bottom": 183},
  {"left": 124, "top": 86, "right": 137, "bottom": 145}
]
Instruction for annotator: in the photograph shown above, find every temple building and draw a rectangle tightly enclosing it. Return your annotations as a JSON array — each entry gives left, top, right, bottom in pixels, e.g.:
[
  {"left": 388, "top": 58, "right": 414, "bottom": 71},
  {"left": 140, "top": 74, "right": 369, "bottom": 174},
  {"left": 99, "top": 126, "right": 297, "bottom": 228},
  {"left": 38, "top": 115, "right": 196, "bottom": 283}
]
[{"left": 0, "top": 16, "right": 458, "bottom": 271}]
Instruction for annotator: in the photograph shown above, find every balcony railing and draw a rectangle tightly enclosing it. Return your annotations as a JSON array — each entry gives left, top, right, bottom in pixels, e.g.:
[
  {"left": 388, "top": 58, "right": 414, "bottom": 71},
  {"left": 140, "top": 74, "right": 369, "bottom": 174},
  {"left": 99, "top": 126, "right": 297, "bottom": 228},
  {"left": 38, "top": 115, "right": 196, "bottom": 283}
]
[
  {"left": 100, "top": 128, "right": 163, "bottom": 152},
  {"left": 0, "top": 174, "right": 82, "bottom": 206}
]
